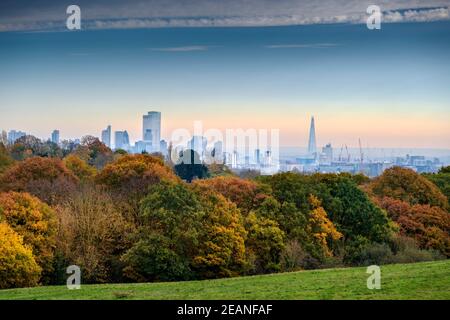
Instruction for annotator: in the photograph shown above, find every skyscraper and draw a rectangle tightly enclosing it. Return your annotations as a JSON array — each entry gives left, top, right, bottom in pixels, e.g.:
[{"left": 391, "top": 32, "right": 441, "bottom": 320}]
[
  {"left": 101, "top": 125, "right": 111, "bottom": 148},
  {"left": 143, "top": 111, "right": 161, "bottom": 152},
  {"left": 115, "top": 130, "right": 129, "bottom": 150},
  {"left": 7, "top": 130, "right": 26, "bottom": 144},
  {"left": 51, "top": 130, "right": 60, "bottom": 144},
  {"left": 307, "top": 116, "right": 317, "bottom": 156}
]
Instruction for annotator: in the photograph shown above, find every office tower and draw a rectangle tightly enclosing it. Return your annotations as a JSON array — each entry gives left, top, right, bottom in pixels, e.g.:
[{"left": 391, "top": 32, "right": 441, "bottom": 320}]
[
  {"left": 1, "top": 130, "right": 7, "bottom": 145},
  {"left": 101, "top": 125, "right": 111, "bottom": 148},
  {"left": 322, "top": 143, "right": 333, "bottom": 163},
  {"left": 51, "top": 130, "right": 60, "bottom": 144},
  {"left": 307, "top": 116, "right": 317, "bottom": 155},
  {"left": 213, "top": 141, "right": 223, "bottom": 162},
  {"left": 255, "top": 149, "right": 261, "bottom": 165},
  {"left": 7, "top": 130, "right": 26, "bottom": 144},
  {"left": 115, "top": 130, "right": 130, "bottom": 150},
  {"left": 143, "top": 111, "right": 161, "bottom": 152},
  {"left": 188, "top": 135, "right": 207, "bottom": 158},
  {"left": 160, "top": 139, "right": 168, "bottom": 156}
]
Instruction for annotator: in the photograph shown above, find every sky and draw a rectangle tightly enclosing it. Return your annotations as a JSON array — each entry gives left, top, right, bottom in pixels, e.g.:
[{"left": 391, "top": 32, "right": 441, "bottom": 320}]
[{"left": 0, "top": 1, "right": 449, "bottom": 149}]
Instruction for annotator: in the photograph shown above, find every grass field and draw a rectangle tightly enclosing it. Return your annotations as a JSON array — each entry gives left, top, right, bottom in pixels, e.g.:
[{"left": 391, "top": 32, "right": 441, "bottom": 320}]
[{"left": 0, "top": 260, "right": 449, "bottom": 300}]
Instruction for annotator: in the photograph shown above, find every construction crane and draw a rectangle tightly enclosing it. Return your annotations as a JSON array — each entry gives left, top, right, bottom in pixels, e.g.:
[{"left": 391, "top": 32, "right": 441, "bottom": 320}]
[
  {"left": 345, "top": 144, "right": 350, "bottom": 162},
  {"left": 358, "top": 138, "right": 364, "bottom": 164},
  {"left": 338, "top": 145, "right": 344, "bottom": 162}
]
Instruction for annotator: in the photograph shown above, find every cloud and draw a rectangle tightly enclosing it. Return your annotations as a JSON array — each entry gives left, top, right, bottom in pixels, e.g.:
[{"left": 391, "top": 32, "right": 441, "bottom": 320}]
[
  {"left": 149, "top": 46, "right": 210, "bottom": 52},
  {"left": 266, "top": 43, "right": 340, "bottom": 49},
  {"left": 0, "top": 1, "right": 449, "bottom": 32}
]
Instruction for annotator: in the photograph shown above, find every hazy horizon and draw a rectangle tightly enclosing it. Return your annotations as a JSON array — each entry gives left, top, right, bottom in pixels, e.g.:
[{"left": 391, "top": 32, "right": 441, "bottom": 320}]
[{"left": 1, "top": 21, "right": 449, "bottom": 149}]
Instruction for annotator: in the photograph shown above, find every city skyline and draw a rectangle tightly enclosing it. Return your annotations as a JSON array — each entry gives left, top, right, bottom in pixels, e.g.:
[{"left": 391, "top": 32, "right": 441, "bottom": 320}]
[{"left": 1, "top": 21, "right": 450, "bottom": 149}]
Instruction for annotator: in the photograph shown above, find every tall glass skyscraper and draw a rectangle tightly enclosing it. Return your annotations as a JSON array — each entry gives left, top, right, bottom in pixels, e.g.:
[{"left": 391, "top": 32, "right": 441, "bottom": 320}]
[
  {"left": 101, "top": 125, "right": 111, "bottom": 148},
  {"left": 142, "top": 111, "right": 161, "bottom": 152},
  {"left": 307, "top": 116, "right": 317, "bottom": 156}
]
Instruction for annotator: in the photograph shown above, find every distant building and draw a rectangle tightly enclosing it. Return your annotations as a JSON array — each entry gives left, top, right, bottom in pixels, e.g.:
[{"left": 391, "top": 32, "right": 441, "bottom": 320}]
[
  {"left": 7, "top": 130, "right": 26, "bottom": 144},
  {"left": 143, "top": 111, "right": 161, "bottom": 152},
  {"left": 188, "top": 136, "right": 207, "bottom": 159},
  {"left": 51, "top": 130, "right": 60, "bottom": 144},
  {"left": 307, "top": 116, "right": 317, "bottom": 156},
  {"left": 321, "top": 143, "right": 333, "bottom": 164},
  {"left": 101, "top": 125, "right": 111, "bottom": 148},
  {"left": 115, "top": 130, "right": 129, "bottom": 150},
  {"left": 255, "top": 149, "right": 261, "bottom": 165},
  {"left": 160, "top": 140, "right": 168, "bottom": 156}
]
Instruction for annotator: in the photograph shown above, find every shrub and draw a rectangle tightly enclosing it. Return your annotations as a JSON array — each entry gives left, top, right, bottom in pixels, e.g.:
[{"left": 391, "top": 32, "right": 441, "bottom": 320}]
[
  {"left": 0, "top": 222, "right": 41, "bottom": 289},
  {"left": 0, "top": 191, "right": 57, "bottom": 282}
]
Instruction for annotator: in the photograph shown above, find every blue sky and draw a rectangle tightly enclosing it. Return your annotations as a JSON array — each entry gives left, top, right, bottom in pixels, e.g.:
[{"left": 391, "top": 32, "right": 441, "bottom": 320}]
[{"left": 0, "top": 1, "right": 449, "bottom": 148}]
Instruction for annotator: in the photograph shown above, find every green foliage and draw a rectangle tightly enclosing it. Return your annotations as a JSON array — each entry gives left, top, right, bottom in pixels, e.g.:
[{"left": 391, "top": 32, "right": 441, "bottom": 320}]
[
  {"left": 423, "top": 171, "right": 450, "bottom": 209},
  {"left": 244, "top": 212, "right": 285, "bottom": 273},
  {"left": 121, "top": 233, "right": 191, "bottom": 282},
  {"left": 0, "top": 143, "right": 14, "bottom": 174},
  {"left": 174, "top": 149, "right": 209, "bottom": 182}
]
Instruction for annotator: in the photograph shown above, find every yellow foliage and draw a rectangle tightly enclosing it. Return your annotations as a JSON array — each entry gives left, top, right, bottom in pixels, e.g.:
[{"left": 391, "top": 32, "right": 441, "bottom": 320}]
[
  {"left": 0, "top": 191, "right": 57, "bottom": 277},
  {"left": 0, "top": 222, "right": 41, "bottom": 289}
]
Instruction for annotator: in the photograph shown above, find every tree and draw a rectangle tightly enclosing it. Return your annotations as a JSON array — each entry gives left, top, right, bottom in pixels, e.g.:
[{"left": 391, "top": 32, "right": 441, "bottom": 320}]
[
  {"left": 72, "top": 135, "right": 113, "bottom": 169},
  {"left": 423, "top": 171, "right": 450, "bottom": 209},
  {"left": 96, "top": 154, "right": 179, "bottom": 221},
  {"left": 193, "top": 176, "right": 270, "bottom": 215},
  {"left": 56, "top": 185, "right": 132, "bottom": 283},
  {"left": 0, "top": 222, "right": 41, "bottom": 289},
  {"left": 123, "top": 181, "right": 248, "bottom": 281},
  {"left": 174, "top": 149, "right": 209, "bottom": 182},
  {"left": 9, "top": 135, "right": 62, "bottom": 160},
  {"left": 0, "top": 143, "right": 14, "bottom": 174},
  {"left": 64, "top": 154, "right": 96, "bottom": 182},
  {"left": 376, "top": 197, "right": 450, "bottom": 256},
  {"left": 244, "top": 212, "right": 285, "bottom": 273},
  {"left": 0, "top": 192, "right": 57, "bottom": 282},
  {"left": 370, "top": 167, "right": 448, "bottom": 210},
  {"left": 0, "top": 157, "right": 78, "bottom": 205}
]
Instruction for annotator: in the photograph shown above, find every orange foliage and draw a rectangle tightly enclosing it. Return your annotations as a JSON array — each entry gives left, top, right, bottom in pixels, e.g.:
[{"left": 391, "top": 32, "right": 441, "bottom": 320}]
[
  {"left": 0, "top": 157, "right": 78, "bottom": 204},
  {"left": 377, "top": 197, "right": 450, "bottom": 256},
  {"left": 370, "top": 166, "right": 448, "bottom": 210},
  {"left": 193, "top": 176, "right": 269, "bottom": 214}
]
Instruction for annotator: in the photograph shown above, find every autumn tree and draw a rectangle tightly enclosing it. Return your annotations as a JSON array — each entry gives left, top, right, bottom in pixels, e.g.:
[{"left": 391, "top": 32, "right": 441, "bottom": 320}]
[
  {"left": 0, "top": 222, "right": 41, "bottom": 289},
  {"left": 193, "top": 176, "right": 271, "bottom": 214},
  {"left": 123, "top": 181, "right": 247, "bottom": 281},
  {"left": 370, "top": 166, "right": 448, "bottom": 210},
  {"left": 64, "top": 154, "right": 96, "bottom": 182},
  {"left": 0, "top": 192, "right": 56, "bottom": 282},
  {"left": 56, "top": 185, "right": 132, "bottom": 283},
  {"left": 376, "top": 197, "right": 450, "bottom": 256},
  {"left": 96, "top": 154, "right": 179, "bottom": 221},
  {"left": 423, "top": 170, "right": 450, "bottom": 209},
  {"left": 0, "top": 142, "right": 14, "bottom": 174},
  {"left": 0, "top": 157, "right": 78, "bottom": 205},
  {"left": 72, "top": 135, "right": 113, "bottom": 169}
]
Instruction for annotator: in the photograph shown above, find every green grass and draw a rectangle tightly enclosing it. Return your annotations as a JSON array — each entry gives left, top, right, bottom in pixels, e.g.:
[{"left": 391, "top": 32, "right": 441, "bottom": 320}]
[{"left": 0, "top": 260, "right": 449, "bottom": 300}]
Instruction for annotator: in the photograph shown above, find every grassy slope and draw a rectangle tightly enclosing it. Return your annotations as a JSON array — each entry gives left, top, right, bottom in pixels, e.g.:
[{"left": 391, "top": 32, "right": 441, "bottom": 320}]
[{"left": 0, "top": 260, "right": 449, "bottom": 300}]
